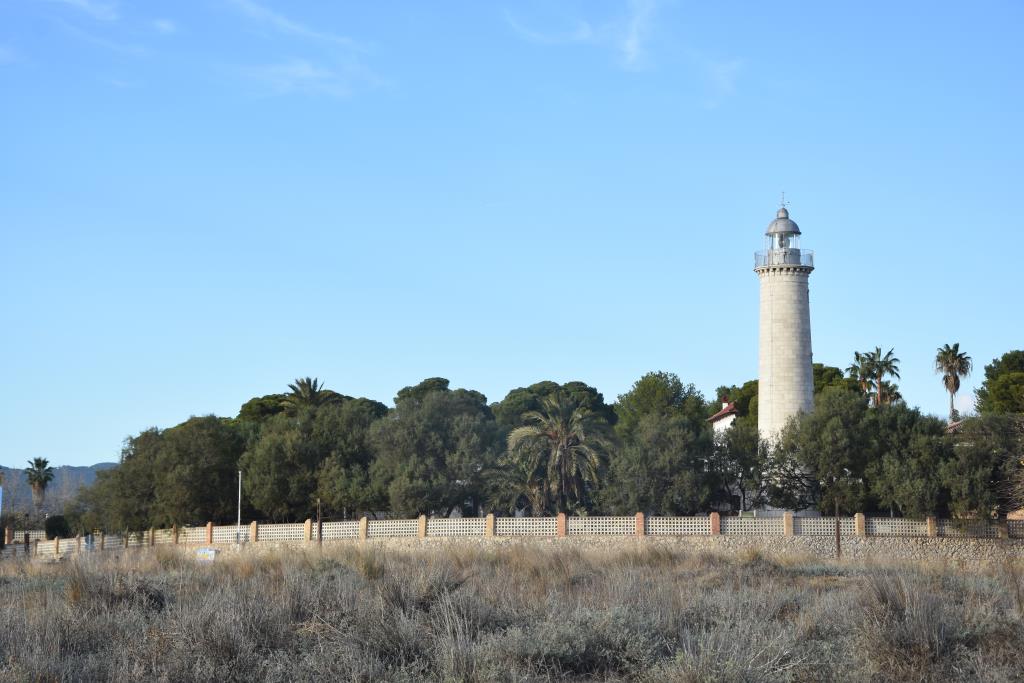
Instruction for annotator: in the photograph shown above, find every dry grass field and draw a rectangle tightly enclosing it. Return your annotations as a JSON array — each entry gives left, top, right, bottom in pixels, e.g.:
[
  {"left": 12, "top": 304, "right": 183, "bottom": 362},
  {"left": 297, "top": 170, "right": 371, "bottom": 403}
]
[{"left": 0, "top": 542, "right": 1022, "bottom": 682}]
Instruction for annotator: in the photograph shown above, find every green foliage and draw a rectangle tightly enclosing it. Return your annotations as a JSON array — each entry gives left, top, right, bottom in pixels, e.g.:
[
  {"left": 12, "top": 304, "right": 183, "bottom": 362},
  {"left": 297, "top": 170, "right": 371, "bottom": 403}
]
[
  {"left": 44, "top": 515, "right": 71, "bottom": 540},
  {"left": 282, "top": 377, "right": 347, "bottom": 414},
  {"left": 371, "top": 379, "right": 500, "bottom": 517},
  {"left": 772, "top": 388, "right": 872, "bottom": 512},
  {"left": 494, "top": 381, "right": 615, "bottom": 429},
  {"left": 710, "top": 416, "right": 769, "bottom": 512},
  {"left": 712, "top": 379, "right": 758, "bottom": 419},
  {"left": 603, "top": 411, "right": 714, "bottom": 515},
  {"left": 975, "top": 351, "right": 1024, "bottom": 415},
  {"left": 315, "top": 398, "right": 389, "bottom": 518},
  {"left": 25, "top": 457, "right": 55, "bottom": 512},
  {"left": 614, "top": 371, "right": 705, "bottom": 440},
  {"left": 237, "top": 394, "right": 288, "bottom": 423},
  {"left": 863, "top": 405, "right": 951, "bottom": 516},
  {"left": 935, "top": 343, "right": 973, "bottom": 421},
  {"left": 813, "top": 363, "right": 860, "bottom": 395},
  {"left": 940, "top": 414, "right": 1024, "bottom": 518},
  {"left": 507, "top": 392, "right": 613, "bottom": 514}
]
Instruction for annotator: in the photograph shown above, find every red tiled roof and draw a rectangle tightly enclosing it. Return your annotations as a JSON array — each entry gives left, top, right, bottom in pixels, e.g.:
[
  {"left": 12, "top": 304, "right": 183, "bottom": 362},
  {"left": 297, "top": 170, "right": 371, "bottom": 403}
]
[{"left": 707, "top": 402, "right": 739, "bottom": 423}]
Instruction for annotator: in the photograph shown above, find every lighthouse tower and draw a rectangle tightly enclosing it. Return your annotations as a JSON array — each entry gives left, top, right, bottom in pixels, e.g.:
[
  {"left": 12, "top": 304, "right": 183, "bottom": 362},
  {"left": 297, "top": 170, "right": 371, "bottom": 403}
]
[{"left": 755, "top": 206, "right": 814, "bottom": 439}]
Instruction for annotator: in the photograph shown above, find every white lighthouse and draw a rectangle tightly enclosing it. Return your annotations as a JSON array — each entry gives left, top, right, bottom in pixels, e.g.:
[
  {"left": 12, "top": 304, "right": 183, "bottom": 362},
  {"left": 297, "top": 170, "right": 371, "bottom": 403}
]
[{"left": 755, "top": 206, "right": 814, "bottom": 439}]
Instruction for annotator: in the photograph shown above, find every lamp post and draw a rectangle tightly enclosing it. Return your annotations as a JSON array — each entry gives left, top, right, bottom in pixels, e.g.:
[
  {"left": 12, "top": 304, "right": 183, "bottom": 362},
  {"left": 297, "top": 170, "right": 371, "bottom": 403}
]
[{"left": 236, "top": 470, "right": 242, "bottom": 544}]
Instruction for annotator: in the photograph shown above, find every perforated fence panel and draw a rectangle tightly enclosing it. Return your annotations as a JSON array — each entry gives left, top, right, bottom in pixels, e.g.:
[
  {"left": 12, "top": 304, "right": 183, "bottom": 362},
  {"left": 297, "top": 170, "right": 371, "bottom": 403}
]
[
  {"left": 321, "top": 521, "right": 360, "bottom": 540},
  {"left": 1009, "top": 520, "right": 1024, "bottom": 539},
  {"left": 180, "top": 527, "right": 208, "bottom": 544},
  {"left": 937, "top": 519, "right": 1000, "bottom": 538},
  {"left": 566, "top": 516, "right": 635, "bottom": 535},
  {"left": 13, "top": 530, "right": 46, "bottom": 542},
  {"left": 427, "top": 517, "right": 487, "bottom": 536},
  {"left": 720, "top": 517, "right": 784, "bottom": 535},
  {"left": 256, "top": 523, "right": 305, "bottom": 542},
  {"left": 367, "top": 519, "right": 418, "bottom": 538},
  {"left": 153, "top": 529, "right": 174, "bottom": 545},
  {"left": 866, "top": 517, "right": 928, "bottom": 537},
  {"left": 793, "top": 517, "right": 856, "bottom": 536},
  {"left": 495, "top": 517, "right": 558, "bottom": 536},
  {"left": 211, "top": 526, "right": 247, "bottom": 543},
  {"left": 646, "top": 516, "right": 711, "bottom": 535}
]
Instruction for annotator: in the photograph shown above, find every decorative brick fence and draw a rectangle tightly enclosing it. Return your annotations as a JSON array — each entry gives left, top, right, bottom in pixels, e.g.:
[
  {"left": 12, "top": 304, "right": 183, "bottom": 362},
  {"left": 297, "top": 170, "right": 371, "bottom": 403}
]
[{"left": 3, "top": 512, "right": 1022, "bottom": 561}]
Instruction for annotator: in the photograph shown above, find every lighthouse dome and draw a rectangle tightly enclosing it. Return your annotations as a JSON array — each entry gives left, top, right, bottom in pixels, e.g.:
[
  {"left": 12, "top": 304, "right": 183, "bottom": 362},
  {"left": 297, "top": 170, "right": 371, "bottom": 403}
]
[{"left": 766, "top": 207, "right": 801, "bottom": 235}]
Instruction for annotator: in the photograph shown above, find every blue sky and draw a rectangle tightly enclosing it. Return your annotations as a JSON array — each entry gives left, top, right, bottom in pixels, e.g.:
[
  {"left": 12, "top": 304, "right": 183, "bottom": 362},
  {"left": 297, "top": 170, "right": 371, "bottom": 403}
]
[{"left": 1, "top": 0, "right": 1022, "bottom": 467}]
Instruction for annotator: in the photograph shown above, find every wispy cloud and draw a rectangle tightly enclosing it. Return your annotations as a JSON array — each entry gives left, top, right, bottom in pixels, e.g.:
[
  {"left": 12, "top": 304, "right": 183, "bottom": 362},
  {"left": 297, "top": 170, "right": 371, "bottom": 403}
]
[
  {"left": 226, "top": 0, "right": 356, "bottom": 48},
  {"left": 620, "top": 0, "right": 657, "bottom": 68},
  {"left": 701, "top": 57, "right": 743, "bottom": 108},
  {"left": 152, "top": 19, "right": 177, "bottom": 35},
  {"left": 44, "top": 0, "right": 118, "bottom": 21},
  {"left": 239, "top": 58, "right": 353, "bottom": 98},
  {"left": 58, "top": 20, "right": 147, "bottom": 56},
  {"left": 504, "top": 0, "right": 661, "bottom": 70}
]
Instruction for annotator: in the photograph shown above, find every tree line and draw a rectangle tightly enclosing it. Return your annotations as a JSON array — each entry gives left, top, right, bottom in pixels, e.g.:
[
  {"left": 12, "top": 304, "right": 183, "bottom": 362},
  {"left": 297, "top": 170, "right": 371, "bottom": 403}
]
[{"left": 54, "top": 348, "right": 1024, "bottom": 533}]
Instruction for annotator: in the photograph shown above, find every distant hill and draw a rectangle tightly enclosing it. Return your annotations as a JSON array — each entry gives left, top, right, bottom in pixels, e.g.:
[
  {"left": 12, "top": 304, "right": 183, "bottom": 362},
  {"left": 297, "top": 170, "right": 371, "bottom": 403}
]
[{"left": 0, "top": 463, "right": 116, "bottom": 516}]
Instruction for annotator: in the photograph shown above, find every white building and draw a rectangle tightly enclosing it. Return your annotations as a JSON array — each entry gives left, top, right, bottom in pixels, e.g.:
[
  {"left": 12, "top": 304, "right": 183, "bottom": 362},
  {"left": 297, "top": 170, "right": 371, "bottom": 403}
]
[
  {"left": 755, "top": 206, "right": 815, "bottom": 440},
  {"left": 707, "top": 399, "right": 738, "bottom": 436}
]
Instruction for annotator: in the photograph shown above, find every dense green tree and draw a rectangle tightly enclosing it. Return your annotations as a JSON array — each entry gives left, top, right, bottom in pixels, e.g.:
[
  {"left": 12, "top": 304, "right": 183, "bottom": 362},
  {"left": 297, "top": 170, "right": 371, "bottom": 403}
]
[
  {"left": 813, "top": 363, "right": 860, "bottom": 395},
  {"left": 79, "top": 429, "right": 163, "bottom": 532},
  {"left": 771, "top": 388, "right": 872, "bottom": 513},
  {"left": 315, "top": 398, "right": 389, "bottom": 518},
  {"left": 935, "top": 343, "right": 973, "bottom": 422},
  {"left": 494, "top": 381, "right": 616, "bottom": 430},
  {"left": 507, "top": 392, "right": 612, "bottom": 514},
  {"left": 371, "top": 379, "right": 500, "bottom": 516},
  {"left": 237, "top": 394, "right": 288, "bottom": 422},
  {"left": 149, "top": 416, "right": 246, "bottom": 527},
  {"left": 614, "top": 371, "right": 705, "bottom": 440},
  {"left": 239, "top": 408, "right": 325, "bottom": 521},
  {"left": 710, "top": 416, "right": 769, "bottom": 512},
  {"left": 25, "top": 458, "right": 55, "bottom": 513},
  {"left": 863, "top": 405, "right": 951, "bottom": 516},
  {"left": 975, "top": 351, "right": 1024, "bottom": 415},
  {"left": 941, "top": 414, "right": 1024, "bottom": 518},
  {"left": 712, "top": 379, "right": 758, "bottom": 419}
]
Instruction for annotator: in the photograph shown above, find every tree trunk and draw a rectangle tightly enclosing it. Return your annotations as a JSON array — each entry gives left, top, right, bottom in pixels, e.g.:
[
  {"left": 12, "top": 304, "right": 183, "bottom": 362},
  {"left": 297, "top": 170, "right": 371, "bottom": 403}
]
[
  {"left": 949, "top": 390, "right": 955, "bottom": 422},
  {"left": 876, "top": 376, "right": 883, "bottom": 407}
]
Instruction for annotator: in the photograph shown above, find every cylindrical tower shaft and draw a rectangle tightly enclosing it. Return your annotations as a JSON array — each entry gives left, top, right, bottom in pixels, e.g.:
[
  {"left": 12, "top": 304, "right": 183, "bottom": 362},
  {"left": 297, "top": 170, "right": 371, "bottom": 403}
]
[{"left": 754, "top": 207, "right": 814, "bottom": 439}]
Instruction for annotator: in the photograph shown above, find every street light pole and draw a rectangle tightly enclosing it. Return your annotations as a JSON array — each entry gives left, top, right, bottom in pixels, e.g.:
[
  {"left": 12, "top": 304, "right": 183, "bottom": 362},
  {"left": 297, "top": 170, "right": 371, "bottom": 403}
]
[{"left": 237, "top": 470, "right": 242, "bottom": 544}]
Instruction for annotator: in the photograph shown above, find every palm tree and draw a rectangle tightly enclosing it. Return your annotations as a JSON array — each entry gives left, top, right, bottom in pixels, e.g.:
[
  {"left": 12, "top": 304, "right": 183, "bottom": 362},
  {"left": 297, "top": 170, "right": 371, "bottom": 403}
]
[
  {"left": 846, "top": 351, "right": 871, "bottom": 397},
  {"left": 281, "top": 377, "right": 343, "bottom": 413},
  {"left": 863, "top": 347, "right": 901, "bottom": 407},
  {"left": 506, "top": 392, "right": 612, "bottom": 514},
  {"left": 935, "top": 343, "right": 972, "bottom": 422},
  {"left": 25, "top": 458, "right": 55, "bottom": 513}
]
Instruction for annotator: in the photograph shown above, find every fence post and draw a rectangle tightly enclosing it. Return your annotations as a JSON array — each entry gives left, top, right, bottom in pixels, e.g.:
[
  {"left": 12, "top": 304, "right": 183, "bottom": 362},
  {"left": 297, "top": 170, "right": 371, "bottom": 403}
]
[
  {"left": 926, "top": 516, "right": 937, "bottom": 537},
  {"left": 33, "top": 539, "right": 39, "bottom": 556},
  {"left": 854, "top": 513, "right": 866, "bottom": 537},
  {"left": 417, "top": 515, "right": 427, "bottom": 539},
  {"left": 3, "top": 527, "right": 10, "bottom": 545},
  {"left": 54, "top": 537, "right": 60, "bottom": 556},
  {"left": 250, "top": 521, "right": 258, "bottom": 543},
  {"left": 149, "top": 528, "right": 155, "bottom": 547},
  {"left": 205, "top": 522, "right": 213, "bottom": 545},
  {"left": 556, "top": 513, "right": 567, "bottom": 537},
  {"left": 303, "top": 519, "right": 313, "bottom": 542},
  {"left": 99, "top": 532, "right": 105, "bottom": 550},
  {"left": 76, "top": 535, "right": 82, "bottom": 553},
  {"left": 358, "top": 516, "right": 368, "bottom": 541},
  {"left": 635, "top": 512, "right": 645, "bottom": 537},
  {"left": 709, "top": 512, "right": 721, "bottom": 536},
  {"left": 485, "top": 513, "right": 495, "bottom": 537},
  {"left": 172, "top": 524, "right": 179, "bottom": 545},
  {"left": 783, "top": 511, "right": 794, "bottom": 537}
]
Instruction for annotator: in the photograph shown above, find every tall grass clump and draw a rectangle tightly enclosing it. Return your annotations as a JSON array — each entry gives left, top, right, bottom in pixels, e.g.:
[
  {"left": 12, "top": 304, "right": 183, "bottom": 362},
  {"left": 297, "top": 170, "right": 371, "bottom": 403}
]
[{"left": 0, "top": 543, "right": 1021, "bottom": 681}]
